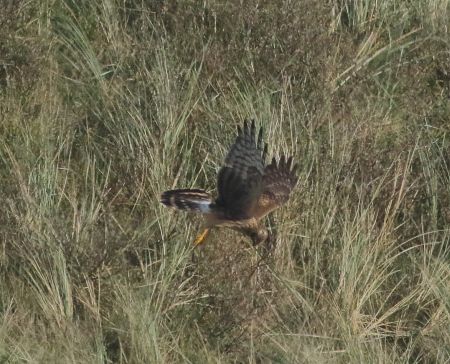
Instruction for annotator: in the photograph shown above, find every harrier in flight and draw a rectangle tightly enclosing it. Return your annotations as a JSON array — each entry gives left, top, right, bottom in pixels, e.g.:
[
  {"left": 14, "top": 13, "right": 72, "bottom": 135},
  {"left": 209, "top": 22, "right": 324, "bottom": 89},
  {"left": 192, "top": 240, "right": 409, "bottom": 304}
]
[{"left": 160, "top": 120, "right": 298, "bottom": 246}]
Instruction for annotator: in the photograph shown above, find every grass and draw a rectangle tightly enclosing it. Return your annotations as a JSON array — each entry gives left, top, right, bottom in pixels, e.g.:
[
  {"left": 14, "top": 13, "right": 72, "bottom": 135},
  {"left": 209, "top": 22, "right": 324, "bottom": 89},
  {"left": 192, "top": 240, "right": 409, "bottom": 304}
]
[{"left": 1, "top": 0, "right": 450, "bottom": 362}]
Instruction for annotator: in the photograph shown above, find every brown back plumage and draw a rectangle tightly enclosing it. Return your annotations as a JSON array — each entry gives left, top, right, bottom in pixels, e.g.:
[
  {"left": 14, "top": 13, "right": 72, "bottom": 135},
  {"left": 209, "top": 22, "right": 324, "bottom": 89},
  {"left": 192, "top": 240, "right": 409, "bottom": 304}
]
[{"left": 253, "top": 155, "right": 298, "bottom": 219}]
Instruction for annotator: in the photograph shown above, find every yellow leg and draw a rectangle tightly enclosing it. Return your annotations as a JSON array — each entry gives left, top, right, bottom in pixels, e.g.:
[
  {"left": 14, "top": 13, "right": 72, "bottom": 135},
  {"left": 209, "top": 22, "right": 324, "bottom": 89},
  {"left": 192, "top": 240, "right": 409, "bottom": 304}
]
[{"left": 194, "top": 228, "right": 210, "bottom": 246}]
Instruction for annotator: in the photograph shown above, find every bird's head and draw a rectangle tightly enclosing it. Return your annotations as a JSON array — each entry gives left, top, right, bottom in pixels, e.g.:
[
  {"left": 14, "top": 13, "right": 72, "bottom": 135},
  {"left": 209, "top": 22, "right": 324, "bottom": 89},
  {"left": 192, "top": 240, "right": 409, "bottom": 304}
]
[{"left": 250, "top": 227, "right": 269, "bottom": 246}]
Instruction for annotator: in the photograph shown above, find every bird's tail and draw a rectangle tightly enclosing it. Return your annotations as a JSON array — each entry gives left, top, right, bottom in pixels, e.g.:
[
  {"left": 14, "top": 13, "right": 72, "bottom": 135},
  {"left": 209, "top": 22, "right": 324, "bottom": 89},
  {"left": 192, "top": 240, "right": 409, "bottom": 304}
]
[{"left": 160, "top": 189, "right": 212, "bottom": 214}]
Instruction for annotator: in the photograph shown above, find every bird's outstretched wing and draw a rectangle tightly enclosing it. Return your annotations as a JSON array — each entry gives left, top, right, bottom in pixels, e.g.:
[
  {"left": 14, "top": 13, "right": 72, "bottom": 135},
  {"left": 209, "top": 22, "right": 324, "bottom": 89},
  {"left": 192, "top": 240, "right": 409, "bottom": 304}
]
[
  {"left": 215, "top": 120, "right": 268, "bottom": 219},
  {"left": 253, "top": 155, "right": 298, "bottom": 219}
]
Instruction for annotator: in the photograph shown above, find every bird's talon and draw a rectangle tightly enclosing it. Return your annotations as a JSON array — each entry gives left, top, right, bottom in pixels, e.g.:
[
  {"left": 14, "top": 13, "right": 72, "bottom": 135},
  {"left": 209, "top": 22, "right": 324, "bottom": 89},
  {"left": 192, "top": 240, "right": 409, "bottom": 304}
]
[{"left": 194, "top": 228, "right": 209, "bottom": 246}]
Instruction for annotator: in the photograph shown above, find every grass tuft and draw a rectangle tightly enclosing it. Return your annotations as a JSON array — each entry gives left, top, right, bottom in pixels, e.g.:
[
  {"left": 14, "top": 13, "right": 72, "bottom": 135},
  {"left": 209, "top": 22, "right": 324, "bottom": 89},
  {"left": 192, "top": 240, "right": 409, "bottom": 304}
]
[{"left": 0, "top": 0, "right": 449, "bottom": 362}]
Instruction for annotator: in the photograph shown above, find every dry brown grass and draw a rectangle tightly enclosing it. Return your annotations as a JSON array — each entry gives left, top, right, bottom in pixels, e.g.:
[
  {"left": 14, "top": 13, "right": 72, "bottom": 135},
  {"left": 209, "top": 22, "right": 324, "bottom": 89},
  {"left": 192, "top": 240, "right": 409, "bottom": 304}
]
[{"left": 0, "top": 1, "right": 449, "bottom": 362}]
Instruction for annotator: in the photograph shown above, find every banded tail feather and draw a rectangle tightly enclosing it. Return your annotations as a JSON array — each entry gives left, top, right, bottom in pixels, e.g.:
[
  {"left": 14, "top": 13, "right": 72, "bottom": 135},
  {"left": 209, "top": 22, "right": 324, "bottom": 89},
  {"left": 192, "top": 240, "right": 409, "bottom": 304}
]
[{"left": 160, "top": 189, "right": 212, "bottom": 213}]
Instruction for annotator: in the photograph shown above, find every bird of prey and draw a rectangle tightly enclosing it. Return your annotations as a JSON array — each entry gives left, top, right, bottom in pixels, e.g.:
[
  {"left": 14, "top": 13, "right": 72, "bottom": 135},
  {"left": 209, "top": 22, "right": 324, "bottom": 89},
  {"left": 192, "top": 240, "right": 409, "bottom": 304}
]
[{"left": 160, "top": 120, "right": 298, "bottom": 246}]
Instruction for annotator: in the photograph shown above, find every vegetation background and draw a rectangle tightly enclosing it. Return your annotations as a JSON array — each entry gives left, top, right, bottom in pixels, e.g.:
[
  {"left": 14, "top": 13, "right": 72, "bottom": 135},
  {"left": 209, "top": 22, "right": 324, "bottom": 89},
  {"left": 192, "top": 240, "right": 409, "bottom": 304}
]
[{"left": 1, "top": 0, "right": 449, "bottom": 363}]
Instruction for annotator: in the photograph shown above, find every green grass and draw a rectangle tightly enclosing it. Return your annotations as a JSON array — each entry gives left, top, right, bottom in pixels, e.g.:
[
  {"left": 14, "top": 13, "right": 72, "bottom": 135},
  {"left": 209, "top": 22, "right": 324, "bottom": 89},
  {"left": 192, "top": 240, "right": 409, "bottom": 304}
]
[{"left": 1, "top": 0, "right": 450, "bottom": 362}]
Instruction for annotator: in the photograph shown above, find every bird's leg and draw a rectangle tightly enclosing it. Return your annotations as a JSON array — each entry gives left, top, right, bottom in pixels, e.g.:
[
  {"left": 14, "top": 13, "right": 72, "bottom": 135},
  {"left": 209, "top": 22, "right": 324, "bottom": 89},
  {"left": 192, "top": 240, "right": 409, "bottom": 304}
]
[
  {"left": 193, "top": 228, "right": 210, "bottom": 246},
  {"left": 265, "top": 214, "right": 278, "bottom": 252}
]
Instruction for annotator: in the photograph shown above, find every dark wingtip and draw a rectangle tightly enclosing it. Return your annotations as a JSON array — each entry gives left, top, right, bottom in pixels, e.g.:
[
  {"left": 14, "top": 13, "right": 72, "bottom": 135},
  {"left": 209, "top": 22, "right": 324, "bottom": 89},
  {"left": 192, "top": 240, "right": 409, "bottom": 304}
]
[
  {"left": 250, "top": 119, "right": 256, "bottom": 140},
  {"left": 286, "top": 156, "right": 293, "bottom": 170},
  {"left": 160, "top": 191, "right": 170, "bottom": 206},
  {"left": 257, "top": 126, "right": 263, "bottom": 149},
  {"left": 262, "top": 143, "right": 268, "bottom": 162}
]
